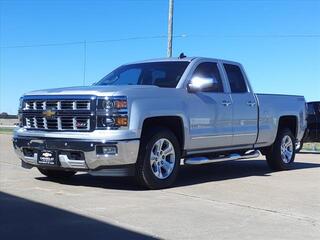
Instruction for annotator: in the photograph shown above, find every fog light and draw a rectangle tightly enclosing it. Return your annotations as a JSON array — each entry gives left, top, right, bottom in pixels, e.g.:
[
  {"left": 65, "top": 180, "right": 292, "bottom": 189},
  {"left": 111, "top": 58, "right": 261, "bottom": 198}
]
[{"left": 97, "top": 146, "right": 117, "bottom": 155}]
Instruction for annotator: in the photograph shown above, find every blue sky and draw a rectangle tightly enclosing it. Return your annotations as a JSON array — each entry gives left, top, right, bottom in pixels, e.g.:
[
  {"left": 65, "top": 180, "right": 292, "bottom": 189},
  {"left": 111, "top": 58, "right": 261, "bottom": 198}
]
[{"left": 0, "top": 0, "right": 319, "bottom": 114}]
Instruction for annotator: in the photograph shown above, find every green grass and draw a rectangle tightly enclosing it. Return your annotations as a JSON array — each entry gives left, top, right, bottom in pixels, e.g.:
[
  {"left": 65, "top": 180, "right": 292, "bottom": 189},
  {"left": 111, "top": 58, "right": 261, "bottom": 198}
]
[
  {"left": 303, "top": 143, "right": 320, "bottom": 152},
  {"left": 0, "top": 128, "right": 14, "bottom": 134}
]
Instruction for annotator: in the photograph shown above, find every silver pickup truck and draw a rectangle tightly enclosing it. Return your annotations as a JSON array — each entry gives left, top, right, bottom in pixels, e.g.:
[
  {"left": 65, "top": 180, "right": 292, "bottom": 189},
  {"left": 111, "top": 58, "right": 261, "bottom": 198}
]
[{"left": 13, "top": 57, "right": 307, "bottom": 189}]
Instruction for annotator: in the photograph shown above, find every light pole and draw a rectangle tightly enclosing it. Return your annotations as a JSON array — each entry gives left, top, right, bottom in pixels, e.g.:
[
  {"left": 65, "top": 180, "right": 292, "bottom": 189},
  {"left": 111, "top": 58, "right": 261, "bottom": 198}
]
[{"left": 167, "top": 0, "right": 174, "bottom": 57}]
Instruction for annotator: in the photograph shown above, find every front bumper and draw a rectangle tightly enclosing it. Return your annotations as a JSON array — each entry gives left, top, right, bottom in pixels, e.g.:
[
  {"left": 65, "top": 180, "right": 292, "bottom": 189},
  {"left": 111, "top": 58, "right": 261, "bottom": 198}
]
[{"left": 13, "top": 135, "right": 140, "bottom": 173}]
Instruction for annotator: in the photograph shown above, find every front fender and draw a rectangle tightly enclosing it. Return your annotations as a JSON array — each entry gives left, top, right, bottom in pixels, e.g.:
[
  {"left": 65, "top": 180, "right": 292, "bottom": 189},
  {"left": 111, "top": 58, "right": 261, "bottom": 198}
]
[{"left": 129, "top": 97, "right": 190, "bottom": 148}]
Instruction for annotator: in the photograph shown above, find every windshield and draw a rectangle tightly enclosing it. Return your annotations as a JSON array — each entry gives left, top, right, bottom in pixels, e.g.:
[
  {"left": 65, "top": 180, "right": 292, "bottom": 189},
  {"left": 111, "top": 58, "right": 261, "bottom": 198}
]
[{"left": 94, "top": 61, "right": 189, "bottom": 88}]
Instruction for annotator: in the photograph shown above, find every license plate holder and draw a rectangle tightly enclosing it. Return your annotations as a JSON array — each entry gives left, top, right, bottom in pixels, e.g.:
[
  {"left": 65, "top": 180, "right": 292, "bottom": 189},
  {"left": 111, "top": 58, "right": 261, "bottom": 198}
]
[{"left": 38, "top": 150, "right": 58, "bottom": 166}]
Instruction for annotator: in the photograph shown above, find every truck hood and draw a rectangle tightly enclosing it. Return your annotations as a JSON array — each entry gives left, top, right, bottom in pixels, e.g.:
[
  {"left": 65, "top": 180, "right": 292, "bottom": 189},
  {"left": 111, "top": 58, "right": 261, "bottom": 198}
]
[{"left": 24, "top": 85, "right": 159, "bottom": 97}]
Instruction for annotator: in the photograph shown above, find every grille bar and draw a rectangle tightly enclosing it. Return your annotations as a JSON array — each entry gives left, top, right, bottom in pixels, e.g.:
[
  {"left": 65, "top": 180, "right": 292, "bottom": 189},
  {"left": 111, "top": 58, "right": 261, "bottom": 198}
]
[
  {"left": 24, "top": 116, "right": 91, "bottom": 131},
  {"left": 22, "top": 97, "right": 94, "bottom": 131},
  {"left": 24, "top": 100, "right": 90, "bottom": 110}
]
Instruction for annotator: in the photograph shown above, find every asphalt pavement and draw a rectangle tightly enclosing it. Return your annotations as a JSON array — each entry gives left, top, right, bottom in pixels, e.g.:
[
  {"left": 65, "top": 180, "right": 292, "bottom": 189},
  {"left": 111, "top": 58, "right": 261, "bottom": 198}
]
[{"left": 1, "top": 134, "right": 319, "bottom": 239}]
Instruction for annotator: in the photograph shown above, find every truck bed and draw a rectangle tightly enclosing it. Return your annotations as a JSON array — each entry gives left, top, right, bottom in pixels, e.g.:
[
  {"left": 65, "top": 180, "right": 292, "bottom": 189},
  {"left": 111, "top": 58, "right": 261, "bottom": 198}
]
[{"left": 256, "top": 93, "right": 306, "bottom": 147}]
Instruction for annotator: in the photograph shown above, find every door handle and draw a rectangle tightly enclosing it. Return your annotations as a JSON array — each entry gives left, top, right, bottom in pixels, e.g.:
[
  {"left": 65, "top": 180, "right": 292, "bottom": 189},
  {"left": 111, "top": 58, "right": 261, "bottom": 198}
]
[
  {"left": 222, "top": 100, "right": 232, "bottom": 107},
  {"left": 247, "top": 101, "right": 256, "bottom": 107}
]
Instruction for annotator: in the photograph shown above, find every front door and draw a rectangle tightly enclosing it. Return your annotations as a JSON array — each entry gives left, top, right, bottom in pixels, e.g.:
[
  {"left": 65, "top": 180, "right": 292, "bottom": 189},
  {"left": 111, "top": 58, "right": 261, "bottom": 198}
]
[{"left": 187, "top": 61, "right": 233, "bottom": 150}]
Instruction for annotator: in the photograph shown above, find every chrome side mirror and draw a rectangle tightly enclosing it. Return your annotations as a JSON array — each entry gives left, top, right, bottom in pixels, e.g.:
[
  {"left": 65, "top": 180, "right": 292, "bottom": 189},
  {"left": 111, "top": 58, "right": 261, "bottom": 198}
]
[{"left": 187, "top": 76, "right": 218, "bottom": 93}]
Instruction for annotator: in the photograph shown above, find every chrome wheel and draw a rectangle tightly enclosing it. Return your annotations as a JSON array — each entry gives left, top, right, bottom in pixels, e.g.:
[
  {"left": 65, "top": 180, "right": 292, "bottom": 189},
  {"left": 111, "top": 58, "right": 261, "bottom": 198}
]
[
  {"left": 150, "top": 138, "right": 176, "bottom": 179},
  {"left": 280, "top": 135, "right": 293, "bottom": 163}
]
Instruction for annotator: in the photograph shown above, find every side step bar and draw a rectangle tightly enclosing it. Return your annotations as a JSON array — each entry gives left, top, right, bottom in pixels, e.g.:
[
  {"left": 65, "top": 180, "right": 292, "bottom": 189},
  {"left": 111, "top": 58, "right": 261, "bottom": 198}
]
[{"left": 184, "top": 150, "right": 261, "bottom": 165}]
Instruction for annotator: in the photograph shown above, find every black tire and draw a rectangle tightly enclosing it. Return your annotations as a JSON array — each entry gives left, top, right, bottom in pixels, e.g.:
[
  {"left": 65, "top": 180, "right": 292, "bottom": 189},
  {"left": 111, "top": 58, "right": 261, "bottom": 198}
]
[
  {"left": 38, "top": 168, "right": 76, "bottom": 179},
  {"left": 136, "top": 127, "right": 181, "bottom": 189},
  {"left": 266, "top": 128, "right": 296, "bottom": 171}
]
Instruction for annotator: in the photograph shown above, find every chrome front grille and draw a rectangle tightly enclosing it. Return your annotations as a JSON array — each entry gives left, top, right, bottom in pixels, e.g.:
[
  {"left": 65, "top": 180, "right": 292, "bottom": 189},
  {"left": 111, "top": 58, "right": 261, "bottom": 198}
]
[
  {"left": 25, "top": 100, "right": 90, "bottom": 110},
  {"left": 25, "top": 116, "right": 91, "bottom": 130},
  {"left": 21, "top": 96, "right": 95, "bottom": 132}
]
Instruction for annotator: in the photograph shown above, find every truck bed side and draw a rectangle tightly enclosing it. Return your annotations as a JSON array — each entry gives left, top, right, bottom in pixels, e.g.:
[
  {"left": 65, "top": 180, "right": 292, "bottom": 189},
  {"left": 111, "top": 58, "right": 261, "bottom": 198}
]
[{"left": 256, "top": 93, "right": 306, "bottom": 148}]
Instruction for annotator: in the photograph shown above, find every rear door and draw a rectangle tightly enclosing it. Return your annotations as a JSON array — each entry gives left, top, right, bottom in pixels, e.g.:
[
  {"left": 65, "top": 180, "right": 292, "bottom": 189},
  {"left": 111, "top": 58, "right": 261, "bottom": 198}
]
[{"left": 222, "top": 63, "right": 258, "bottom": 147}]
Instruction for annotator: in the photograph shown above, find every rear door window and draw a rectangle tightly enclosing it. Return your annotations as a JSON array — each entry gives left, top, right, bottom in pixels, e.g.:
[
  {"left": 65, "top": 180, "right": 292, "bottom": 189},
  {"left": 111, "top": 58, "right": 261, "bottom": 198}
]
[{"left": 223, "top": 64, "right": 248, "bottom": 93}]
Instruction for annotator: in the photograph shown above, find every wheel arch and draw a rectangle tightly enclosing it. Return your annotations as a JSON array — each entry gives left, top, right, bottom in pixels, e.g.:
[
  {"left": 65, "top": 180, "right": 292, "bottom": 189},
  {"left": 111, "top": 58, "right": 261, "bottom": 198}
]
[
  {"left": 259, "top": 116, "right": 298, "bottom": 155},
  {"left": 277, "top": 115, "right": 298, "bottom": 138},
  {"left": 141, "top": 116, "right": 185, "bottom": 153}
]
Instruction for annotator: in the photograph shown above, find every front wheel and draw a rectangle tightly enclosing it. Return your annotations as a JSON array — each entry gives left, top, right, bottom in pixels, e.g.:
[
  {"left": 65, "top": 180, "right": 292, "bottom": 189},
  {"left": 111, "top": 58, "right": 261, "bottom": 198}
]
[
  {"left": 136, "top": 127, "right": 180, "bottom": 189},
  {"left": 266, "top": 128, "right": 295, "bottom": 170},
  {"left": 38, "top": 168, "right": 76, "bottom": 179}
]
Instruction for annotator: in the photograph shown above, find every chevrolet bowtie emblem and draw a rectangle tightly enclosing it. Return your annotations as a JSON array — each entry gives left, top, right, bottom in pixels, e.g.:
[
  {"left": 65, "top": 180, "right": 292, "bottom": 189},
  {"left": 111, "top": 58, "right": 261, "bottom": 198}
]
[
  {"left": 42, "top": 152, "right": 52, "bottom": 158},
  {"left": 43, "top": 109, "right": 56, "bottom": 118}
]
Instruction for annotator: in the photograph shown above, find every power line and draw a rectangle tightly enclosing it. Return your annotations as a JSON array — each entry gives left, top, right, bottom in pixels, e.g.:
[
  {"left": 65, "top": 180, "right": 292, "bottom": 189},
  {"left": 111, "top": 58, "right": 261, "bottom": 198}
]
[
  {"left": 2, "top": 0, "right": 317, "bottom": 2},
  {"left": 185, "top": 34, "right": 320, "bottom": 39},
  {"left": 1, "top": 33, "right": 319, "bottom": 49},
  {"left": 1, "top": 41, "right": 85, "bottom": 49},
  {"left": 0, "top": 35, "right": 187, "bottom": 49}
]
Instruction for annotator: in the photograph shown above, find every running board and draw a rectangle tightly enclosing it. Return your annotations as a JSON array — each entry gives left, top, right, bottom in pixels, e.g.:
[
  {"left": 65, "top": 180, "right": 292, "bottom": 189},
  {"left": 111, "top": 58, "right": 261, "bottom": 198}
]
[{"left": 184, "top": 150, "right": 261, "bottom": 165}]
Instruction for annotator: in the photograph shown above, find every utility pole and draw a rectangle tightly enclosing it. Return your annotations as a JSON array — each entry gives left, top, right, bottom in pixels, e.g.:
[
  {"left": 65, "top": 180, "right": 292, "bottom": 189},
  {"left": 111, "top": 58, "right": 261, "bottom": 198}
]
[
  {"left": 167, "top": 0, "right": 174, "bottom": 57},
  {"left": 83, "top": 40, "right": 87, "bottom": 86}
]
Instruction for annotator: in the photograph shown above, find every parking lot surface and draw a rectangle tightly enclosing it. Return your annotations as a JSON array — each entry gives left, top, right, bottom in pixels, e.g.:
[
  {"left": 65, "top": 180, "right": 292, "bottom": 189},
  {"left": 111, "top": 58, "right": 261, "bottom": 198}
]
[{"left": 1, "top": 133, "right": 319, "bottom": 239}]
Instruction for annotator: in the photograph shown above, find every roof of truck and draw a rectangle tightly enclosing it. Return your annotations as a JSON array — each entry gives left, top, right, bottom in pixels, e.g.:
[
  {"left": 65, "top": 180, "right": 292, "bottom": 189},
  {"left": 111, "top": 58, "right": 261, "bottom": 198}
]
[{"left": 126, "top": 57, "right": 240, "bottom": 65}]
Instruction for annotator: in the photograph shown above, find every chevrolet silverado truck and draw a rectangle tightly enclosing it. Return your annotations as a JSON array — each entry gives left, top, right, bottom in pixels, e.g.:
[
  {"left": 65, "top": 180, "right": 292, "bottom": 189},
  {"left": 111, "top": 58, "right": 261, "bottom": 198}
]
[
  {"left": 296, "top": 101, "right": 320, "bottom": 152},
  {"left": 13, "top": 57, "right": 307, "bottom": 189}
]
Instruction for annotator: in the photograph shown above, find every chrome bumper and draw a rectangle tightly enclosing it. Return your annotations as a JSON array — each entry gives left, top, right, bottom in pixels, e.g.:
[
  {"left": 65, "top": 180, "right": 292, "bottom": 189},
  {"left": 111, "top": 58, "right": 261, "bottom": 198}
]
[{"left": 12, "top": 136, "right": 140, "bottom": 171}]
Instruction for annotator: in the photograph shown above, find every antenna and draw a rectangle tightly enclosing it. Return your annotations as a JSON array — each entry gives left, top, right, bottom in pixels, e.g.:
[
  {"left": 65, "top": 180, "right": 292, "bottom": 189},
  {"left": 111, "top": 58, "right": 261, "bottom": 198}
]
[{"left": 179, "top": 53, "right": 186, "bottom": 59}]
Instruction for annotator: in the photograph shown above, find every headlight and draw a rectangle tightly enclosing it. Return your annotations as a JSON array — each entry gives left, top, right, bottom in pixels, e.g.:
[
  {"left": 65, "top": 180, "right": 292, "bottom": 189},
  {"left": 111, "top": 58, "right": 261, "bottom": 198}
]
[
  {"left": 98, "top": 97, "right": 127, "bottom": 110},
  {"left": 102, "top": 99, "right": 114, "bottom": 109},
  {"left": 113, "top": 99, "right": 127, "bottom": 109},
  {"left": 97, "top": 96, "right": 128, "bottom": 129}
]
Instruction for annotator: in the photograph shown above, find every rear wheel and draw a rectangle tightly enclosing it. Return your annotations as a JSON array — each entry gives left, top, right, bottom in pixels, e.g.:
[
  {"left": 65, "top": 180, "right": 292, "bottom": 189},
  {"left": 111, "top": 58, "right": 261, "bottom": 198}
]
[
  {"left": 266, "top": 128, "right": 295, "bottom": 170},
  {"left": 38, "top": 168, "right": 76, "bottom": 179},
  {"left": 136, "top": 127, "right": 180, "bottom": 189}
]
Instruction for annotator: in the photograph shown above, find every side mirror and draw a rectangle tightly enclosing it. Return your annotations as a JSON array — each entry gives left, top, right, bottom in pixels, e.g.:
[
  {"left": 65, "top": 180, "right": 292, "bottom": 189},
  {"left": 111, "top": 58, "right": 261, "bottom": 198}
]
[{"left": 187, "top": 76, "right": 218, "bottom": 93}]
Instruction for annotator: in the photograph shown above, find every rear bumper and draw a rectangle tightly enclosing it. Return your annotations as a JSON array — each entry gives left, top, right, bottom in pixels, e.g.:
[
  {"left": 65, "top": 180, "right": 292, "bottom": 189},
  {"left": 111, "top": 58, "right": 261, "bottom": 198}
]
[{"left": 12, "top": 135, "right": 140, "bottom": 173}]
